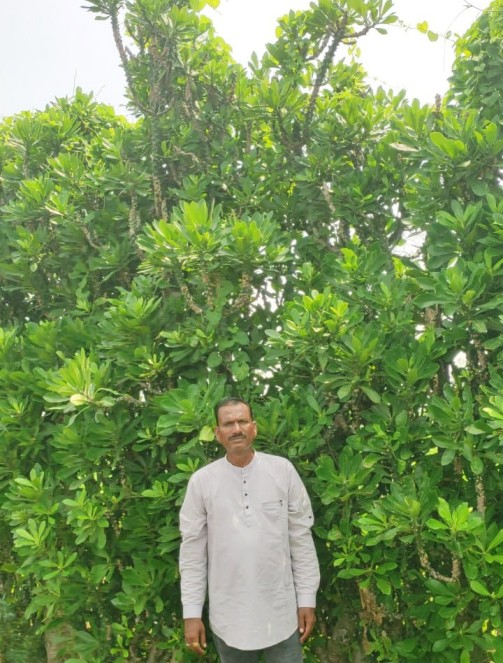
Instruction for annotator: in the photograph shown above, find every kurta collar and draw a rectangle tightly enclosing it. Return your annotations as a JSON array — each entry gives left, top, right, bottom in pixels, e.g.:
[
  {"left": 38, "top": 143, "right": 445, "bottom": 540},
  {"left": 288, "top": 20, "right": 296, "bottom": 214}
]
[{"left": 224, "top": 450, "right": 259, "bottom": 473}]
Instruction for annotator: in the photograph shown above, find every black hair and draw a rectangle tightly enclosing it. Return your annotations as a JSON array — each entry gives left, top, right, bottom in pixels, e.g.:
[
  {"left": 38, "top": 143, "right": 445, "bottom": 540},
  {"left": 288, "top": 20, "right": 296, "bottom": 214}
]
[{"left": 214, "top": 397, "right": 254, "bottom": 423}]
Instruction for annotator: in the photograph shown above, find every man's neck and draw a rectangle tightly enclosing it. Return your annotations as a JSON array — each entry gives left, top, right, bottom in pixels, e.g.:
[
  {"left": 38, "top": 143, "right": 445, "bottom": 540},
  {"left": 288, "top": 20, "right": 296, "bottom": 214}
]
[{"left": 226, "top": 449, "right": 255, "bottom": 468}]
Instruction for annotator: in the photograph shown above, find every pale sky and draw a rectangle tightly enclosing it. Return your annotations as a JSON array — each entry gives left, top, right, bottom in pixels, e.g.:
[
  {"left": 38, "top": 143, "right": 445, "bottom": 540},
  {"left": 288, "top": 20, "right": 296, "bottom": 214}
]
[{"left": 0, "top": 0, "right": 493, "bottom": 119}]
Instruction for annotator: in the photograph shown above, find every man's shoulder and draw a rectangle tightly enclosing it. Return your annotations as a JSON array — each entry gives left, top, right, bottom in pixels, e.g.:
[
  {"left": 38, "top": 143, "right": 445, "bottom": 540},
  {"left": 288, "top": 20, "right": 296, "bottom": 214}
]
[
  {"left": 190, "top": 457, "right": 226, "bottom": 480},
  {"left": 256, "top": 451, "right": 294, "bottom": 470}
]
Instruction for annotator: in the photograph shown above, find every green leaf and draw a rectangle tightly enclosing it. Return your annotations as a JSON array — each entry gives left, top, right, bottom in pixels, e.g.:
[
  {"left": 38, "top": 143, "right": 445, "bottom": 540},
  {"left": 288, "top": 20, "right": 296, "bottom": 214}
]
[
  {"left": 337, "top": 384, "right": 352, "bottom": 400},
  {"left": 389, "top": 142, "right": 418, "bottom": 153},
  {"left": 470, "top": 180, "right": 488, "bottom": 196},
  {"left": 430, "top": 132, "right": 464, "bottom": 158},
  {"left": 432, "top": 639, "right": 449, "bottom": 652},
  {"left": 487, "top": 529, "right": 503, "bottom": 552},
  {"left": 469, "top": 580, "right": 491, "bottom": 596},
  {"left": 189, "top": 0, "right": 205, "bottom": 11},
  {"left": 207, "top": 351, "right": 222, "bottom": 368},
  {"left": 90, "top": 564, "right": 112, "bottom": 584},
  {"left": 306, "top": 393, "right": 321, "bottom": 414},
  {"left": 464, "top": 424, "right": 485, "bottom": 435},
  {"left": 233, "top": 330, "right": 250, "bottom": 346},
  {"left": 463, "top": 562, "right": 478, "bottom": 580},
  {"left": 15, "top": 529, "right": 35, "bottom": 542},
  {"left": 231, "top": 361, "right": 249, "bottom": 382},
  {"left": 337, "top": 568, "right": 367, "bottom": 578},
  {"left": 375, "top": 577, "right": 392, "bottom": 595},
  {"left": 199, "top": 424, "right": 215, "bottom": 442},
  {"left": 437, "top": 498, "right": 452, "bottom": 523},
  {"left": 360, "top": 386, "right": 381, "bottom": 404},
  {"left": 470, "top": 456, "right": 483, "bottom": 475},
  {"left": 441, "top": 449, "right": 456, "bottom": 466},
  {"left": 426, "top": 518, "right": 448, "bottom": 530}
]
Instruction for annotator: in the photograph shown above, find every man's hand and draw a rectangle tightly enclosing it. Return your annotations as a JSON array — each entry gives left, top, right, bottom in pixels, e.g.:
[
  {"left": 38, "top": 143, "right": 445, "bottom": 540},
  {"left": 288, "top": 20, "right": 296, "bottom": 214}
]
[
  {"left": 184, "top": 618, "right": 207, "bottom": 656},
  {"left": 298, "top": 607, "right": 316, "bottom": 643}
]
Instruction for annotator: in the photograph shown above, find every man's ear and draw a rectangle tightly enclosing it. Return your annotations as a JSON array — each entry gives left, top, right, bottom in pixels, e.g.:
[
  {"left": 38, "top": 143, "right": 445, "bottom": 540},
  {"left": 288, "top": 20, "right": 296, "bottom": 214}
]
[{"left": 214, "top": 426, "right": 220, "bottom": 442}]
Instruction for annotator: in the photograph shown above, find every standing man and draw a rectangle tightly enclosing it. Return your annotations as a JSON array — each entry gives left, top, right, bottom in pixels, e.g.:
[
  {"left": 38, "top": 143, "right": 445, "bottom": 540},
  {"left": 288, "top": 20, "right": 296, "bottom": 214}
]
[{"left": 179, "top": 397, "right": 320, "bottom": 662}]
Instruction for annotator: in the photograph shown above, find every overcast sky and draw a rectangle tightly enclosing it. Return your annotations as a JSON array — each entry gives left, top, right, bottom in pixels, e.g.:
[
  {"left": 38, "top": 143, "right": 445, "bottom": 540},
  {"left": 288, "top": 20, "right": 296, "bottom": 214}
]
[{"left": 0, "top": 0, "right": 492, "bottom": 119}]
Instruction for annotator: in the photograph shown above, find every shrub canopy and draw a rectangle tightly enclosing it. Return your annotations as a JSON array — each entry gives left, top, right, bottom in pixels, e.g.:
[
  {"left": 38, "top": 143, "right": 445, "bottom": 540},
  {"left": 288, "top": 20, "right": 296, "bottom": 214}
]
[{"left": 0, "top": 1, "right": 502, "bottom": 661}]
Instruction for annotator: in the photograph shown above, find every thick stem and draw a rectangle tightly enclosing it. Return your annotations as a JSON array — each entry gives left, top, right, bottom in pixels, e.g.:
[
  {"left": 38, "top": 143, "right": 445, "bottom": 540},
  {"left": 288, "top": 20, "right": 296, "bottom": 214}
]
[
  {"left": 303, "top": 26, "right": 345, "bottom": 143},
  {"left": 109, "top": 4, "right": 149, "bottom": 114},
  {"left": 475, "top": 476, "right": 486, "bottom": 516},
  {"left": 417, "top": 539, "right": 460, "bottom": 583},
  {"left": 147, "top": 644, "right": 158, "bottom": 663},
  {"left": 45, "top": 624, "right": 75, "bottom": 663}
]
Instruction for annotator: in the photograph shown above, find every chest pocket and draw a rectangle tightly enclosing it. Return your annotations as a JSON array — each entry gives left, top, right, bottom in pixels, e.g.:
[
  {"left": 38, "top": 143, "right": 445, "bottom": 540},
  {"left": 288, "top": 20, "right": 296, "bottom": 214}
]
[{"left": 261, "top": 500, "right": 284, "bottom": 519}]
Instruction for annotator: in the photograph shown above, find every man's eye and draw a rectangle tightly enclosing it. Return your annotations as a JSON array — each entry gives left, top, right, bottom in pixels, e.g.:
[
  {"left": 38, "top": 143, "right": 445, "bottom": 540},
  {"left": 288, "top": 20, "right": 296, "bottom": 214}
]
[{"left": 222, "top": 421, "right": 250, "bottom": 428}]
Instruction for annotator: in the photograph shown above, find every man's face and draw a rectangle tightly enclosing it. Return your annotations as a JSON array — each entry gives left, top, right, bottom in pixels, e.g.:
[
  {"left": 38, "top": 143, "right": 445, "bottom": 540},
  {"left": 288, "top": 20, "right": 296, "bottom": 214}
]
[{"left": 214, "top": 402, "right": 257, "bottom": 457}]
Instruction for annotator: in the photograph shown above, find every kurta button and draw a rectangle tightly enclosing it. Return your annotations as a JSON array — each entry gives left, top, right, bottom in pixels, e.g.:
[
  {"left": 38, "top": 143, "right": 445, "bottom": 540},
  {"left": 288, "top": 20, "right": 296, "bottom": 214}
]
[{"left": 245, "top": 506, "right": 249, "bottom": 509}]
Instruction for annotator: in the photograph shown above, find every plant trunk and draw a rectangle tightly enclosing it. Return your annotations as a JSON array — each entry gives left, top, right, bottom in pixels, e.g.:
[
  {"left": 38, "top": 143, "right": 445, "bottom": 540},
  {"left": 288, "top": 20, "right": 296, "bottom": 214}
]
[{"left": 44, "top": 623, "right": 75, "bottom": 663}]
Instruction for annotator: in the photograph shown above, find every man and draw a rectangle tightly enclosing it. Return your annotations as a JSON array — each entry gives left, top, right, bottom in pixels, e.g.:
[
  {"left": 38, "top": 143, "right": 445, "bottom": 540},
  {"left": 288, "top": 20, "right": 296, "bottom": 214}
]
[{"left": 179, "top": 396, "right": 320, "bottom": 662}]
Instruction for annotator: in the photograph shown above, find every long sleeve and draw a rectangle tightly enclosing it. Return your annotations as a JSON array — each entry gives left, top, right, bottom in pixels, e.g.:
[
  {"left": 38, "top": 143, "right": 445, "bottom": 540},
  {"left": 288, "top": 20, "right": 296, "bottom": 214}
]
[
  {"left": 179, "top": 474, "right": 208, "bottom": 618},
  {"left": 287, "top": 464, "right": 320, "bottom": 608}
]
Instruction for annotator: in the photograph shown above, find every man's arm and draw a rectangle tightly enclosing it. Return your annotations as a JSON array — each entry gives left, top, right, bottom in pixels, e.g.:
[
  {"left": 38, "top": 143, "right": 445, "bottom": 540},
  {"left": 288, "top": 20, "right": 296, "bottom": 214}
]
[
  {"left": 287, "top": 463, "right": 320, "bottom": 642},
  {"left": 179, "top": 475, "right": 208, "bottom": 655}
]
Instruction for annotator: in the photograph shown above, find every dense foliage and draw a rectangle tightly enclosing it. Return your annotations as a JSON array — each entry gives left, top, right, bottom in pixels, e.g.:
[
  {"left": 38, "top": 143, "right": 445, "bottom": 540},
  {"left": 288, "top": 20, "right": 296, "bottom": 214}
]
[{"left": 0, "top": 1, "right": 502, "bottom": 661}]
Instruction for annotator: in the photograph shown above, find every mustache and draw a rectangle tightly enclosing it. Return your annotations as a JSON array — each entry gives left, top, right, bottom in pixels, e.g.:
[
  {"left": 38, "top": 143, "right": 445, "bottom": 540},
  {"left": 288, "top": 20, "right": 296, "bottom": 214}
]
[{"left": 230, "top": 434, "right": 245, "bottom": 440}]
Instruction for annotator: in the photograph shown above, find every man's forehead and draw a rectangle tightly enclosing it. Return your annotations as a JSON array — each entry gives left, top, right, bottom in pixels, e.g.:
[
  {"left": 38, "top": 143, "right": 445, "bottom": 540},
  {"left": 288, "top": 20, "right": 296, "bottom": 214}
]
[{"left": 217, "top": 403, "right": 252, "bottom": 421}]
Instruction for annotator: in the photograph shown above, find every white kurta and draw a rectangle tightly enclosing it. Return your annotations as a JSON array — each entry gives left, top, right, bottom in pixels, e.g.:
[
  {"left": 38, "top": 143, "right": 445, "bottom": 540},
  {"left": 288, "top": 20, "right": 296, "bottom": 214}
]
[{"left": 179, "top": 451, "right": 320, "bottom": 650}]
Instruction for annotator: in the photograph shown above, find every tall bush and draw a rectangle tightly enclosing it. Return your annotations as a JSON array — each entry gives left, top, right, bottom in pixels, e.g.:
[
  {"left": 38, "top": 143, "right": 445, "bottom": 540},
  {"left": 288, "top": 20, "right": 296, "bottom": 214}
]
[{"left": 0, "top": 1, "right": 502, "bottom": 661}]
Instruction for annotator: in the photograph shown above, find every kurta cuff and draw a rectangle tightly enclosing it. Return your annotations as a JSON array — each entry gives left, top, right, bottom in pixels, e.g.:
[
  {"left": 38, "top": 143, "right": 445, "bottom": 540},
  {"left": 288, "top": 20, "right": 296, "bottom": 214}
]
[
  {"left": 296, "top": 594, "right": 317, "bottom": 608},
  {"left": 183, "top": 604, "right": 204, "bottom": 619}
]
